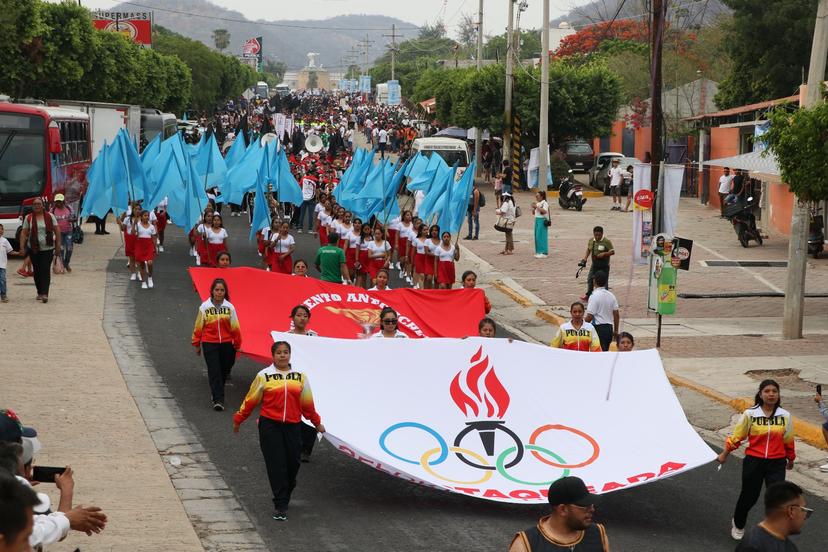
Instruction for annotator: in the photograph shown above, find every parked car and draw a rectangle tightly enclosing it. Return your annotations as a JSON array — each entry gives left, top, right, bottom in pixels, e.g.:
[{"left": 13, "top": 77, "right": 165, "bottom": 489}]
[
  {"left": 588, "top": 153, "right": 640, "bottom": 194},
  {"left": 561, "top": 141, "right": 594, "bottom": 173}
]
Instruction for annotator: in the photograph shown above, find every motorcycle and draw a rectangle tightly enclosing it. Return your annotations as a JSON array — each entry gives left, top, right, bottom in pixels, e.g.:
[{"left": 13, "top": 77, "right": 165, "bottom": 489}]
[
  {"left": 724, "top": 197, "right": 763, "bottom": 248},
  {"left": 808, "top": 205, "right": 825, "bottom": 258},
  {"left": 557, "top": 170, "right": 586, "bottom": 211}
]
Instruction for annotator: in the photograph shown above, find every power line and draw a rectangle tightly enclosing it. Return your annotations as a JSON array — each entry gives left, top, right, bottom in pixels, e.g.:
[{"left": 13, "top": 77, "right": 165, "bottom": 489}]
[{"left": 116, "top": 0, "right": 423, "bottom": 31}]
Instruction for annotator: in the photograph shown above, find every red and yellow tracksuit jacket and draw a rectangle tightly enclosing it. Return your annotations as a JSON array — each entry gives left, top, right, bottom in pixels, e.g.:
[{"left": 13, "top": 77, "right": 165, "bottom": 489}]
[
  {"left": 550, "top": 321, "right": 602, "bottom": 352},
  {"left": 725, "top": 405, "right": 795, "bottom": 461},
  {"left": 233, "top": 365, "right": 321, "bottom": 427},
  {"left": 191, "top": 299, "right": 242, "bottom": 349}
]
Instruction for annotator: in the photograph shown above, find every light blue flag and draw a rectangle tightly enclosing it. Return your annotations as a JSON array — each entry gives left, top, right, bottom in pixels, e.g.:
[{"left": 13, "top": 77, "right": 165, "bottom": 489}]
[
  {"left": 449, "top": 159, "right": 477, "bottom": 232},
  {"left": 117, "top": 128, "right": 150, "bottom": 202},
  {"left": 193, "top": 133, "right": 227, "bottom": 189},
  {"left": 224, "top": 141, "right": 264, "bottom": 205},
  {"left": 335, "top": 148, "right": 365, "bottom": 199},
  {"left": 146, "top": 134, "right": 188, "bottom": 211},
  {"left": 407, "top": 153, "right": 447, "bottom": 192},
  {"left": 404, "top": 151, "right": 430, "bottom": 179},
  {"left": 249, "top": 142, "right": 273, "bottom": 240},
  {"left": 419, "top": 162, "right": 458, "bottom": 222},
  {"left": 273, "top": 148, "right": 303, "bottom": 206},
  {"left": 81, "top": 141, "right": 113, "bottom": 219},
  {"left": 166, "top": 153, "right": 209, "bottom": 231},
  {"left": 360, "top": 157, "right": 386, "bottom": 201},
  {"left": 104, "top": 133, "right": 131, "bottom": 215},
  {"left": 224, "top": 135, "right": 246, "bottom": 170},
  {"left": 140, "top": 133, "right": 162, "bottom": 175}
]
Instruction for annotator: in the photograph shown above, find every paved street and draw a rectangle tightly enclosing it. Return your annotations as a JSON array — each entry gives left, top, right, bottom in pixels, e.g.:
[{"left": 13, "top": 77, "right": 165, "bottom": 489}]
[{"left": 124, "top": 213, "right": 827, "bottom": 551}]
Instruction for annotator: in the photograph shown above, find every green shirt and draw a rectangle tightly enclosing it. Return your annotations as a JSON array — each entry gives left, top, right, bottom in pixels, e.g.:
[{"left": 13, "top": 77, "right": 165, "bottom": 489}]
[
  {"left": 588, "top": 237, "right": 614, "bottom": 267},
  {"left": 315, "top": 245, "right": 345, "bottom": 282}
]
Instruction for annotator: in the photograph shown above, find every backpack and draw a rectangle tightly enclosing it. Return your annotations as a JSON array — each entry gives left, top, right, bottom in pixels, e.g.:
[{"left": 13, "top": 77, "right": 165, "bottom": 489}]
[{"left": 478, "top": 190, "right": 486, "bottom": 207}]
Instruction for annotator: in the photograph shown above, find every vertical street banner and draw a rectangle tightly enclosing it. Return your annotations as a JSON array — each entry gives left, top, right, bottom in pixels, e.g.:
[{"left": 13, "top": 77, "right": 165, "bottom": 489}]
[
  {"left": 359, "top": 75, "right": 372, "bottom": 94},
  {"left": 632, "top": 163, "right": 654, "bottom": 265},
  {"left": 270, "top": 333, "right": 716, "bottom": 504},
  {"left": 274, "top": 113, "right": 286, "bottom": 140},
  {"left": 387, "top": 80, "right": 401, "bottom": 106},
  {"left": 285, "top": 117, "right": 294, "bottom": 138},
  {"left": 92, "top": 10, "right": 153, "bottom": 48},
  {"left": 242, "top": 36, "right": 263, "bottom": 71}
]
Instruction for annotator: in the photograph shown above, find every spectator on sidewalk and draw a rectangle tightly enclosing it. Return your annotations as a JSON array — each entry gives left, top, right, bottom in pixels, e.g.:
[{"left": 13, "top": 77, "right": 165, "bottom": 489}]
[
  {"left": 551, "top": 302, "right": 601, "bottom": 352},
  {"left": 735, "top": 481, "right": 810, "bottom": 552},
  {"left": 717, "top": 379, "right": 795, "bottom": 541},
  {"left": 816, "top": 390, "right": 828, "bottom": 473},
  {"left": 0, "top": 472, "right": 39, "bottom": 552},
  {"left": 465, "top": 183, "right": 481, "bottom": 241},
  {"left": 608, "top": 158, "right": 624, "bottom": 211},
  {"left": 0, "top": 224, "right": 17, "bottom": 303},
  {"left": 531, "top": 191, "right": 549, "bottom": 259},
  {"left": 495, "top": 193, "right": 516, "bottom": 255},
  {"left": 718, "top": 167, "right": 733, "bottom": 216},
  {"left": 509, "top": 476, "right": 609, "bottom": 552},
  {"left": 17, "top": 198, "right": 61, "bottom": 304},
  {"left": 580, "top": 226, "right": 614, "bottom": 300},
  {"left": 50, "top": 194, "right": 76, "bottom": 273},
  {"left": 584, "top": 272, "right": 619, "bottom": 352}
]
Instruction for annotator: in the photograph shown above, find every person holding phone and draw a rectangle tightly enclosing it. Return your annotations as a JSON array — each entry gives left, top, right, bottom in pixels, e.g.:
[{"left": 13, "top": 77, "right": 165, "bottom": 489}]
[
  {"left": 717, "top": 379, "right": 795, "bottom": 541},
  {"left": 816, "top": 385, "right": 828, "bottom": 473},
  {"left": 233, "top": 341, "right": 325, "bottom": 521}
]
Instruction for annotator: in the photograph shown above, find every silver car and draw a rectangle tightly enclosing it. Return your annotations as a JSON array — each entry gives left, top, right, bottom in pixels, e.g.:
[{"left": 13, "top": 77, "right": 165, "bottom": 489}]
[{"left": 588, "top": 153, "right": 640, "bottom": 194}]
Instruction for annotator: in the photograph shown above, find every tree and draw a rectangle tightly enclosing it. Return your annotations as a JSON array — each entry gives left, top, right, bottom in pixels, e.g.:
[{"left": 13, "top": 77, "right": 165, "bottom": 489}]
[
  {"left": 554, "top": 19, "right": 650, "bottom": 57},
  {"left": 765, "top": 101, "right": 828, "bottom": 202},
  {"left": 456, "top": 13, "right": 477, "bottom": 52},
  {"left": 482, "top": 30, "right": 542, "bottom": 61},
  {"left": 419, "top": 19, "right": 447, "bottom": 40},
  {"left": 263, "top": 59, "right": 286, "bottom": 82},
  {"left": 212, "top": 29, "right": 230, "bottom": 52},
  {"left": 345, "top": 64, "right": 360, "bottom": 79},
  {"left": 0, "top": 0, "right": 43, "bottom": 97},
  {"left": 715, "top": 0, "right": 821, "bottom": 109}
]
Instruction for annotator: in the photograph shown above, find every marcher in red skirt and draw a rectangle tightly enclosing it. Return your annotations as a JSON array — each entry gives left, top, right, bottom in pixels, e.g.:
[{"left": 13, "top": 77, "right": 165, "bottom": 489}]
[
  {"left": 205, "top": 214, "right": 229, "bottom": 267},
  {"left": 356, "top": 223, "right": 373, "bottom": 289},
  {"left": 120, "top": 203, "right": 141, "bottom": 281},
  {"left": 268, "top": 221, "right": 296, "bottom": 274},
  {"left": 344, "top": 218, "right": 362, "bottom": 277},
  {"left": 366, "top": 227, "right": 391, "bottom": 285},
  {"left": 435, "top": 231, "right": 460, "bottom": 289},
  {"left": 423, "top": 224, "right": 441, "bottom": 289},
  {"left": 194, "top": 211, "right": 214, "bottom": 267},
  {"left": 133, "top": 210, "right": 158, "bottom": 289}
]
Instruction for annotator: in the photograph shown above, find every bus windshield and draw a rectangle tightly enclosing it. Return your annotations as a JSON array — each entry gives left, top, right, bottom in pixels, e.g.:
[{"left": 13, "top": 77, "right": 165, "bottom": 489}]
[
  {"left": 421, "top": 149, "right": 468, "bottom": 167},
  {"left": 0, "top": 129, "right": 45, "bottom": 202}
]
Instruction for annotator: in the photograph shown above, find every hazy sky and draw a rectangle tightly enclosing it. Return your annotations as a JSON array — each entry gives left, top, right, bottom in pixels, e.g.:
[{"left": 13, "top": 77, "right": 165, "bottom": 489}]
[{"left": 72, "top": 0, "right": 592, "bottom": 37}]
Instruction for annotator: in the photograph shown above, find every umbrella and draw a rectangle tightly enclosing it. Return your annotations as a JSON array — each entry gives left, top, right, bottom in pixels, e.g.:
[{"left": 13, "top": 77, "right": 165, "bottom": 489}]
[{"left": 434, "top": 126, "right": 468, "bottom": 139}]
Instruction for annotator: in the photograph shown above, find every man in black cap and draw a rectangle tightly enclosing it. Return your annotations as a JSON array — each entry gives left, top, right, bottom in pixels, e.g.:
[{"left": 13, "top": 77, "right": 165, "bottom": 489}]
[{"left": 510, "top": 476, "right": 609, "bottom": 551}]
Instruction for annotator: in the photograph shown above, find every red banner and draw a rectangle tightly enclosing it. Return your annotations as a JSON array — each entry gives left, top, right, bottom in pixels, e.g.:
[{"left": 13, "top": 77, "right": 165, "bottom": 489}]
[
  {"left": 189, "top": 268, "right": 486, "bottom": 361},
  {"left": 93, "top": 12, "right": 152, "bottom": 47}
]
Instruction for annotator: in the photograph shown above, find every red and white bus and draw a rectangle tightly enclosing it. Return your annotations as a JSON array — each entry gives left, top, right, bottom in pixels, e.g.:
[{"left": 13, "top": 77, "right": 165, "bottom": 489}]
[{"left": 0, "top": 102, "right": 91, "bottom": 246}]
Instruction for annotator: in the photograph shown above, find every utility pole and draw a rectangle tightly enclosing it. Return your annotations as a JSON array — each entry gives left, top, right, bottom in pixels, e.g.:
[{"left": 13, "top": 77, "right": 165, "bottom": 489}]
[
  {"left": 359, "top": 34, "right": 374, "bottom": 76},
  {"left": 783, "top": 0, "right": 828, "bottom": 339},
  {"left": 538, "top": 0, "right": 550, "bottom": 191},
  {"left": 504, "top": 0, "right": 516, "bottom": 180},
  {"left": 475, "top": 0, "right": 484, "bottom": 178},
  {"left": 649, "top": 0, "right": 666, "bottom": 195},
  {"left": 382, "top": 24, "right": 400, "bottom": 80}
]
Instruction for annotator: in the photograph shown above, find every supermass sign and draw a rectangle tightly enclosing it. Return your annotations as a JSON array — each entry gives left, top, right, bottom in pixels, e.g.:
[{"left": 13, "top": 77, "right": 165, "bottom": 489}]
[{"left": 92, "top": 10, "right": 153, "bottom": 47}]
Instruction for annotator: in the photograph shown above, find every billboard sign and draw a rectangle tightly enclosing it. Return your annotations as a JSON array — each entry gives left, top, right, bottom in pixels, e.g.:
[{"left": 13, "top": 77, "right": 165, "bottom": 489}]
[
  {"left": 387, "top": 80, "right": 401, "bottom": 105},
  {"left": 359, "top": 75, "right": 372, "bottom": 94},
  {"left": 242, "top": 36, "right": 263, "bottom": 71},
  {"left": 92, "top": 11, "right": 153, "bottom": 47}
]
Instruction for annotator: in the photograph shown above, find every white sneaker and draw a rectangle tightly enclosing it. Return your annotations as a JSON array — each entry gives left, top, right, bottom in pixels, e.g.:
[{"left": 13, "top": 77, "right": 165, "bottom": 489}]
[
  {"left": 298, "top": 229, "right": 303, "bottom": 234},
  {"left": 141, "top": 282, "right": 148, "bottom": 290},
  {"left": 195, "top": 256, "right": 201, "bottom": 266},
  {"left": 731, "top": 520, "right": 744, "bottom": 541},
  {"left": 158, "top": 245, "right": 164, "bottom": 252},
  {"left": 399, "top": 270, "right": 405, "bottom": 278},
  {"left": 534, "top": 254, "right": 548, "bottom": 259},
  {"left": 819, "top": 463, "right": 828, "bottom": 473},
  {"left": 395, "top": 262, "right": 401, "bottom": 269},
  {"left": 130, "top": 273, "right": 137, "bottom": 281},
  {"left": 148, "top": 277, "right": 154, "bottom": 289},
  {"left": 137, "top": 272, "right": 142, "bottom": 281}
]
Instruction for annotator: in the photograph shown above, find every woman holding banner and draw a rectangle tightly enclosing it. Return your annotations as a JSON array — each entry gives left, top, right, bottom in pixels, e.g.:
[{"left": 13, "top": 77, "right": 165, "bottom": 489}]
[
  {"left": 461, "top": 270, "right": 492, "bottom": 314},
  {"left": 372, "top": 307, "right": 408, "bottom": 338},
  {"left": 366, "top": 227, "right": 391, "bottom": 285},
  {"left": 233, "top": 341, "right": 325, "bottom": 521},
  {"left": 368, "top": 268, "right": 391, "bottom": 291},
  {"left": 435, "top": 231, "right": 460, "bottom": 289},
  {"left": 268, "top": 222, "right": 296, "bottom": 275}
]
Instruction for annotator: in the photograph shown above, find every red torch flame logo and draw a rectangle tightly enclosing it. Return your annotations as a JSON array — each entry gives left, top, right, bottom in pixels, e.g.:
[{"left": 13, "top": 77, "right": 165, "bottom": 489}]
[{"left": 449, "top": 346, "right": 510, "bottom": 418}]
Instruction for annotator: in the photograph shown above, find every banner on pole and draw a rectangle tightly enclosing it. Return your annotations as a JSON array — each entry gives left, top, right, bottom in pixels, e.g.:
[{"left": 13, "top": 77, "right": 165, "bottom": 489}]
[
  {"left": 632, "top": 163, "right": 653, "bottom": 265},
  {"left": 387, "top": 80, "right": 401, "bottom": 105},
  {"left": 269, "top": 333, "right": 716, "bottom": 504},
  {"left": 359, "top": 75, "right": 372, "bottom": 94},
  {"left": 274, "top": 113, "right": 286, "bottom": 139},
  {"left": 189, "top": 268, "right": 486, "bottom": 361}
]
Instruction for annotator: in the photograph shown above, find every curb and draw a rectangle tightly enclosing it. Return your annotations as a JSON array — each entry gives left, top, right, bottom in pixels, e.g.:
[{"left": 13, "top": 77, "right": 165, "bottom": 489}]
[
  {"left": 492, "top": 280, "right": 534, "bottom": 307},
  {"left": 536, "top": 308, "right": 566, "bottom": 326},
  {"left": 666, "top": 372, "right": 827, "bottom": 451}
]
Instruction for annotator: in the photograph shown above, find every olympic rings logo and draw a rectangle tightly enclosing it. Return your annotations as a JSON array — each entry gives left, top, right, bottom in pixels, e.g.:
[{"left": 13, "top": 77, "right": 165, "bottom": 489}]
[{"left": 378, "top": 420, "right": 600, "bottom": 486}]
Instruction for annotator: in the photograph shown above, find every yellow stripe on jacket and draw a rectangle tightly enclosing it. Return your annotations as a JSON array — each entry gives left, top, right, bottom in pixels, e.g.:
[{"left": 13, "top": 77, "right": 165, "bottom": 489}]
[{"left": 725, "top": 405, "right": 795, "bottom": 461}]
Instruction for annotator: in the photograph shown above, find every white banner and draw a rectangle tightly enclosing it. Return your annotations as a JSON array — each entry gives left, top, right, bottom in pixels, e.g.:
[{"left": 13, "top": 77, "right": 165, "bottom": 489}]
[
  {"left": 274, "top": 113, "right": 286, "bottom": 140},
  {"left": 662, "top": 165, "right": 685, "bottom": 237},
  {"left": 632, "top": 163, "right": 653, "bottom": 265},
  {"left": 285, "top": 117, "right": 294, "bottom": 139},
  {"left": 272, "top": 332, "right": 715, "bottom": 504}
]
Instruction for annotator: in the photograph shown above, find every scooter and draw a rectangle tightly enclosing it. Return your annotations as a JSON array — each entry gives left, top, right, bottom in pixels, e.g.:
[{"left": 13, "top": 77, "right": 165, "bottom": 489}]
[
  {"left": 808, "top": 205, "right": 825, "bottom": 258},
  {"left": 724, "top": 197, "right": 763, "bottom": 248},
  {"left": 558, "top": 171, "right": 586, "bottom": 211}
]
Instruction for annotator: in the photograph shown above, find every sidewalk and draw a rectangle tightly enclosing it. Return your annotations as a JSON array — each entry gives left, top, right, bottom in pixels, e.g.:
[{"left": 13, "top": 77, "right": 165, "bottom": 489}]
[
  {"left": 457, "top": 184, "right": 828, "bottom": 474},
  {"left": 0, "top": 225, "right": 204, "bottom": 552}
]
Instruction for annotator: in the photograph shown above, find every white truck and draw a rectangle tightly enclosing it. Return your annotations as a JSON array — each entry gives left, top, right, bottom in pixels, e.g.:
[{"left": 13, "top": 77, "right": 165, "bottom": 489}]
[{"left": 46, "top": 100, "right": 141, "bottom": 158}]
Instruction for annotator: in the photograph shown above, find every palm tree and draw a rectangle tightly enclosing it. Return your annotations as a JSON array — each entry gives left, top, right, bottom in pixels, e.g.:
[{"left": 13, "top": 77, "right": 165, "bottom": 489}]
[{"left": 212, "top": 29, "right": 230, "bottom": 53}]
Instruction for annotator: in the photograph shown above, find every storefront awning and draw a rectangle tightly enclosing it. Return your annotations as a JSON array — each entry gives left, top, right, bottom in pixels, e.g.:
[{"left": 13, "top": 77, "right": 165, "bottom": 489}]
[{"left": 704, "top": 150, "right": 781, "bottom": 180}]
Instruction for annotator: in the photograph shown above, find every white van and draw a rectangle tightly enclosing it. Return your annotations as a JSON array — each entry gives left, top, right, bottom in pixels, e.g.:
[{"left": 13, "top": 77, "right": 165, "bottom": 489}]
[{"left": 411, "top": 137, "right": 470, "bottom": 167}]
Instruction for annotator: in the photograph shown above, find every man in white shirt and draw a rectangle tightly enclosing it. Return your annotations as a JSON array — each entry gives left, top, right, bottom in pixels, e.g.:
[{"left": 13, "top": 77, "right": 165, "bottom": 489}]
[
  {"left": 718, "top": 167, "right": 733, "bottom": 217},
  {"left": 378, "top": 127, "right": 389, "bottom": 159},
  {"left": 608, "top": 158, "right": 624, "bottom": 211},
  {"left": 584, "top": 270, "right": 619, "bottom": 351}
]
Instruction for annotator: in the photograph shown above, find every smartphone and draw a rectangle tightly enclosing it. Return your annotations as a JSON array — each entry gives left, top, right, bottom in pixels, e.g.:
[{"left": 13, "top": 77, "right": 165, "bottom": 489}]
[
  {"left": 818, "top": 384, "right": 822, "bottom": 396},
  {"left": 32, "top": 466, "right": 66, "bottom": 483}
]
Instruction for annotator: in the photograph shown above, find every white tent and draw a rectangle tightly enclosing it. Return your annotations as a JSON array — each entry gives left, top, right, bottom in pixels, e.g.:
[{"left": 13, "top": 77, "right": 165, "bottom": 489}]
[{"left": 703, "top": 150, "right": 781, "bottom": 180}]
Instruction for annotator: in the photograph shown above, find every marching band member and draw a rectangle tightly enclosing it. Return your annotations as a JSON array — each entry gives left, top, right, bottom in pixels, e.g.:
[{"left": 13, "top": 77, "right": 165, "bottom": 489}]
[
  {"left": 260, "top": 219, "right": 278, "bottom": 266},
  {"left": 336, "top": 210, "right": 353, "bottom": 251},
  {"left": 268, "top": 221, "right": 296, "bottom": 274},
  {"left": 233, "top": 341, "right": 325, "bottom": 521},
  {"left": 435, "top": 231, "right": 460, "bottom": 289},
  {"left": 205, "top": 214, "right": 229, "bottom": 267},
  {"left": 366, "top": 226, "right": 391, "bottom": 285},
  {"left": 132, "top": 209, "right": 158, "bottom": 289}
]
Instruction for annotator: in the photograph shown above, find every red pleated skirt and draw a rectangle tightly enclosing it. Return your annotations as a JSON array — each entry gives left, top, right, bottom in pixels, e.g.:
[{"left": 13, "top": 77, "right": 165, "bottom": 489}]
[
  {"left": 319, "top": 227, "right": 328, "bottom": 247},
  {"left": 358, "top": 249, "right": 370, "bottom": 274},
  {"left": 270, "top": 253, "right": 293, "bottom": 274},
  {"left": 206, "top": 242, "right": 225, "bottom": 266},
  {"left": 414, "top": 252, "right": 425, "bottom": 274},
  {"left": 134, "top": 237, "right": 155, "bottom": 262},
  {"left": 124, "top": 232, "right": 136, "bottom": 257},
  {"left": 437, "top": 260, "right": 456, "bottom": 285},
  {"left": 368, "top": 257, "right": 385, "bottom": 280},
  {"left": 345, "top": 247, "right": 357, "bottom": 271},
  {"left": 423, "top": 254, "right": 436, "bottom": 276},
  {"left": 387, "top": 229, "right": 398, "bottom": 251},
  {"left": 156, "top": 212, "right": 168, "bottom": 233},
  {"left": 397, "top": 236, "right": 409, "bottom": 260}
]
